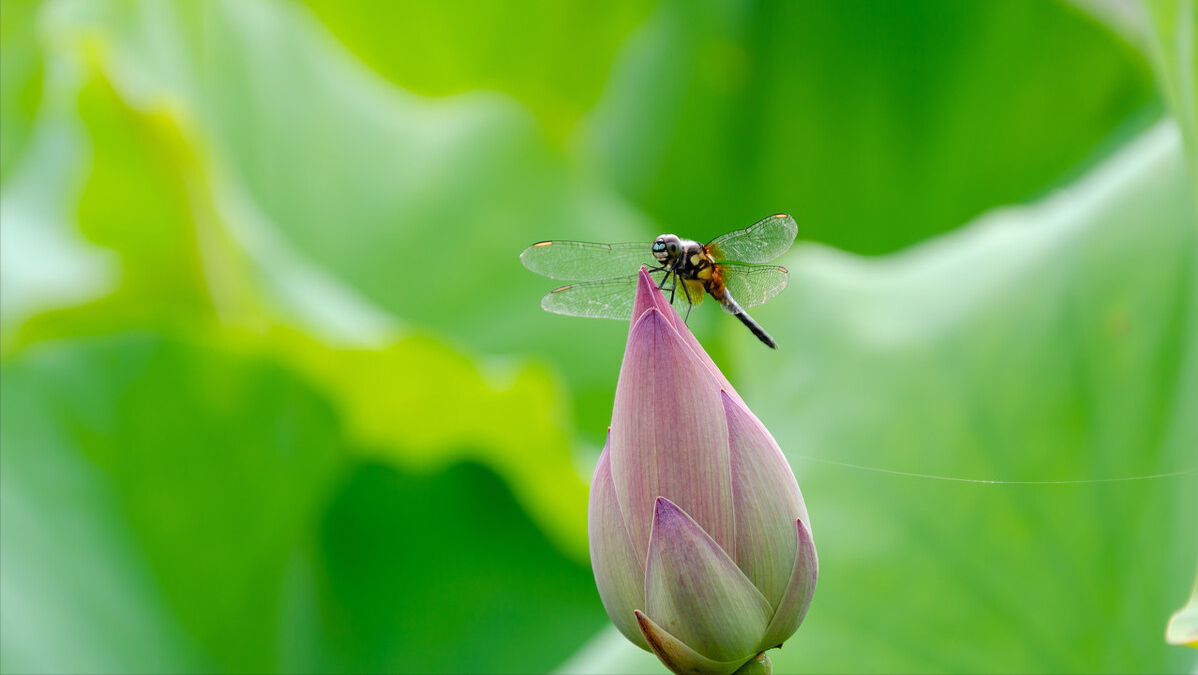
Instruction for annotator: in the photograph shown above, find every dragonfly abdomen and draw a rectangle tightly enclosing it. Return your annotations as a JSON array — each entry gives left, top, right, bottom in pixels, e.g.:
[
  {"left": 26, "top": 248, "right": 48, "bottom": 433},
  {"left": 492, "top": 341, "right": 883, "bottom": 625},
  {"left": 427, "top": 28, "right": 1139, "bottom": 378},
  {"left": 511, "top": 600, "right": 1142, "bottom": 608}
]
[
  {"left": 710, "top": 281, "right": 779, "bottom": 350},
  {"left": 732, "top": 309, "right": 778, "bottom": 349}
]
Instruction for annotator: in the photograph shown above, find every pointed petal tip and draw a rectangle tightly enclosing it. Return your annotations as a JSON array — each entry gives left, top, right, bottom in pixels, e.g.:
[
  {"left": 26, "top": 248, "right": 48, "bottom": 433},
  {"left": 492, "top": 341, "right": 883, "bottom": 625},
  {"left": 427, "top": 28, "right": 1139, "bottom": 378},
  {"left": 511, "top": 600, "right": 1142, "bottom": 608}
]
[
  {"left": 792, "top": 517, "right": 818, "bottom": 588},
  {"left": 622, "top": 305, "right": 716, "bottom": 398},
  {"left": 796, "top": 518, "right": 817, "bottom": 560},
  {"left": 654, "top": 494, "right": 676, "bottom": 513},
  {"left": 629, "top": 271, "right": 746, "bottom": 402},
  {"left": 650, "top": 497, "right": 721, "bottom": 545},
  {"left": 623, "top": 306, "right": 698, "bottom": 380},
  {"left": 631, "top": 305, "right": 664, "bottom": 328},
  {"left": 651, "top": 496, "right": 685, "bottom": 534},
  {"left": 632, "top": 266, "right": 668, "bottom": 321}
]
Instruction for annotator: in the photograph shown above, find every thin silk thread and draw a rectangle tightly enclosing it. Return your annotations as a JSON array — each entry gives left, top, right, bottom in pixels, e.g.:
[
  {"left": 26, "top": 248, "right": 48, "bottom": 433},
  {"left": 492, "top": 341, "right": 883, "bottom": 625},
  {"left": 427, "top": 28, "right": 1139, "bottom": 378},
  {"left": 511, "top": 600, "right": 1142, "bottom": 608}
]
[{"left": 791, "top": 454, "right": 1198, "bottom": 485}]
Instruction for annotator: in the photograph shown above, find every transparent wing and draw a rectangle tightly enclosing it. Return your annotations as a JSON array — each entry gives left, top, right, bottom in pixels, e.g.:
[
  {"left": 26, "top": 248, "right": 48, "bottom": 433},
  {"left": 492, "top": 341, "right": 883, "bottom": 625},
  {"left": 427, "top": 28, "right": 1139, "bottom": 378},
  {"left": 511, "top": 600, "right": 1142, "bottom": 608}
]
[
  {"left": 520, "top": 240, "right": 657, "bottom": 281},
  {"left": 540, "top": 268, "right": 700, "bottom": 320},
  {"left": 706, "top": 213, "right": 797, "bottom": 264},
  {"left": 717, "top": 262, "right": 790, "bottom": 309}
]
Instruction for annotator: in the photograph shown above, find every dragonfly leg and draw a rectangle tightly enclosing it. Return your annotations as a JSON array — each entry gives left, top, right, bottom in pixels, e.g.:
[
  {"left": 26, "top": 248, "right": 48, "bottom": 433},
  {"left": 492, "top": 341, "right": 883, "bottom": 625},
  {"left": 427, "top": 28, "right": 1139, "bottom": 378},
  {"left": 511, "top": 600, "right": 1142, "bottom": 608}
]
[{"left": 681, "top": 281, "right": 694, "bottom": 323}]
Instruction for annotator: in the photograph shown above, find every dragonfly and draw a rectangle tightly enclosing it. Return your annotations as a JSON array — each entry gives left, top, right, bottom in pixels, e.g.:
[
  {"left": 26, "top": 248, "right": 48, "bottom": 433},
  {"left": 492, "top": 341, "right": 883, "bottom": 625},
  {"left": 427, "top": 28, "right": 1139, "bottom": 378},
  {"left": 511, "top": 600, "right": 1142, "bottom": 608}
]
[{"left": 520, "top": 213, "right": 797, "bottom": 349}]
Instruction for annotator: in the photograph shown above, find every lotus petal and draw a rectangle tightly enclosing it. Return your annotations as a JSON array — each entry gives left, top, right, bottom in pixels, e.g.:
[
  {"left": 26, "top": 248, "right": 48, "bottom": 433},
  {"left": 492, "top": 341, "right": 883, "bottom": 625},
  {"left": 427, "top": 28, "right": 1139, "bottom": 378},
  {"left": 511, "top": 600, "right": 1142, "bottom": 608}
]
[
  {"left": 629, "top": 268, "right": 746, "bottom": 406},
  {"left": 723, "top": 390, "right": 809, "bottom": 607},
  {"left": 759, "top": 518, "right": 818, "bottom": 651},
  {"left": 610, "top": 307, "right": 735, "bottom": 564},
  {"left": 644, "top": 497, "right": 772, "bottom": 662},
  {"left": 588, "top": 437, "right": 649, "bottom": 651}
]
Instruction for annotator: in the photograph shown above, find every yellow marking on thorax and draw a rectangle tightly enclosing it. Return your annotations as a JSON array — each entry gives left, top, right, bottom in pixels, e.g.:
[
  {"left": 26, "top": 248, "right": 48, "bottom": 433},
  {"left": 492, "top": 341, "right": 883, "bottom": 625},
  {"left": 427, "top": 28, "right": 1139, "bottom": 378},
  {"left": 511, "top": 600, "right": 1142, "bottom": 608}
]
[{"left": 692, "top": 250, "right": 717, "bottom": 280}]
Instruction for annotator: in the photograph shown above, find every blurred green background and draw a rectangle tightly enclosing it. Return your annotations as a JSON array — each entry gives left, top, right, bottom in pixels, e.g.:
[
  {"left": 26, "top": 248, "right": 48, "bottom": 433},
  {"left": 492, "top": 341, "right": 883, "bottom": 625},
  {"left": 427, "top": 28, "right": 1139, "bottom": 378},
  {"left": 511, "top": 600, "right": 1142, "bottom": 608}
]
[{"left": 1, "top": 0, "right": 1196, "bottom": 673}]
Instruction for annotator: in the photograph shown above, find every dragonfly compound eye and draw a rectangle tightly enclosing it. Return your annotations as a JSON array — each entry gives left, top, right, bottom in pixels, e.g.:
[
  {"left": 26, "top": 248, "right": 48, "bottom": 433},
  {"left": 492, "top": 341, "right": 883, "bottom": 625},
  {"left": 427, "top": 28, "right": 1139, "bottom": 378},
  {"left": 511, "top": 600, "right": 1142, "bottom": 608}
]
[{"left": 652, "top": 237, "right": 670, "bottom": 262}]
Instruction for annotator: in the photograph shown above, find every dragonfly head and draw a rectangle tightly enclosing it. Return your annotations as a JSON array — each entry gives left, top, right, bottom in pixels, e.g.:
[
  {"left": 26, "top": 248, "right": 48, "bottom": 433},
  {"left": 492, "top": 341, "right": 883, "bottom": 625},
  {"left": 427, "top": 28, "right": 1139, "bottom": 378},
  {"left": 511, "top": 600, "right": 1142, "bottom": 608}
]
[{"left": 651, "top": 234, "right": 682, "bottom": 264}]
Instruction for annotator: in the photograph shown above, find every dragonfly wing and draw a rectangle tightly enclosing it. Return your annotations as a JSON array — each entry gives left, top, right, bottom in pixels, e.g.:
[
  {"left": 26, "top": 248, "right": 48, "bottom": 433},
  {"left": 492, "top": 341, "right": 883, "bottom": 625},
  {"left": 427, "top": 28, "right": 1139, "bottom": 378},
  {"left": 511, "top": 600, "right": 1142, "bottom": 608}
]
[
  {"left": 717, "top": 262, "right": 790, "bottom": 309},
  {"left": 541, "top": 275, "right": 642, "bottom": 320},
  {"left": 541, "top": 269, "right": 699, "bottom": 320},
  {"left": 520, "top": 240, "right": 658, "bottom": 281},
  {"left": 706, "top": 213, "right": 797, "bottom": 263}
]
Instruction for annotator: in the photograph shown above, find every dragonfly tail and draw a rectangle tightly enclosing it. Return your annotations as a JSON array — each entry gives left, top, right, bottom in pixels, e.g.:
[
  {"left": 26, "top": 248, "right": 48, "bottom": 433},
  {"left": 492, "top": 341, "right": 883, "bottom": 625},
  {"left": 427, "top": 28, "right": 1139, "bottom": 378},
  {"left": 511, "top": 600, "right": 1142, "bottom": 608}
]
[{"left": 735, "top": 310, "right": 778, "bottom": 349}]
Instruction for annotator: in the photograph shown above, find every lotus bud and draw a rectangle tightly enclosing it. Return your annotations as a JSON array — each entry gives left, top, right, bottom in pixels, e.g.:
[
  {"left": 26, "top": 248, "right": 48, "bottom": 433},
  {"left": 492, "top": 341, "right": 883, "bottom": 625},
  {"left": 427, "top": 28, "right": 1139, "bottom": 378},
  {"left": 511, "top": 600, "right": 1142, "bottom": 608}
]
[{"left": 588, "top": 268, "right": 817, "bottom": 675}]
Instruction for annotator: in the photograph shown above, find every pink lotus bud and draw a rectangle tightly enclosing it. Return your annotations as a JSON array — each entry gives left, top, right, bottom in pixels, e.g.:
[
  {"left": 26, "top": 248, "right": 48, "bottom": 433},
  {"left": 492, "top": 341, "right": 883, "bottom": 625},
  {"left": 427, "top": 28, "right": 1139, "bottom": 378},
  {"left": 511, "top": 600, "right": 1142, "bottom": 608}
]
[{"left": 589, "top": 268, "right": 817, "bottom": 675}]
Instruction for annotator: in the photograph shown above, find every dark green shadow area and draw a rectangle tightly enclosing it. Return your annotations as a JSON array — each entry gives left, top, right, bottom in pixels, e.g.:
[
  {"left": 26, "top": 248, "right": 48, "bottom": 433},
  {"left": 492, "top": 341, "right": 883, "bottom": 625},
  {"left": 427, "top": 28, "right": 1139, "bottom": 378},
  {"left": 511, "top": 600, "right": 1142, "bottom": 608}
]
[
  {"left": 0, "top": 333, "right": 606, "bottom": 674},
  {"left": 309, "top": 460, "right": 608, "bottom": 675}
]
